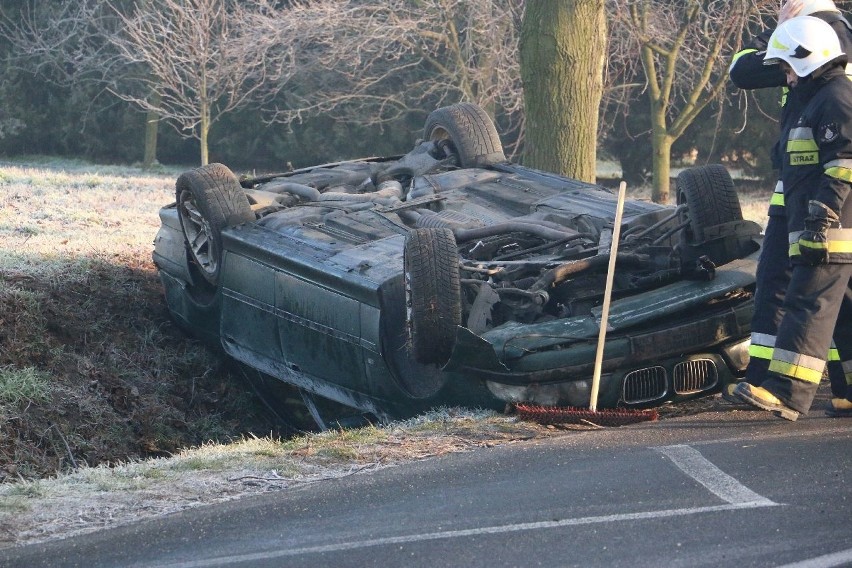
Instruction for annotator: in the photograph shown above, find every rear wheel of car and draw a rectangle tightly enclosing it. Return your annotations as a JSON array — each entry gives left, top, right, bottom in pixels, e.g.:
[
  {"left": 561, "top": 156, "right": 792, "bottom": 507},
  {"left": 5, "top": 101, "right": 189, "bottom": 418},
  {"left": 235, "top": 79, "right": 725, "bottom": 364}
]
[
  {"left": 676, "top": 164, "right": 743, "bottom": 242},
  {"left": 423, "top": 103, "right": 506, "bottom": 168},
  {"left": 176, "top": 163, "right": 254, "bottom": 286},
  {"left": 404, "top": 228, "right": 462, "bottom": 366}
]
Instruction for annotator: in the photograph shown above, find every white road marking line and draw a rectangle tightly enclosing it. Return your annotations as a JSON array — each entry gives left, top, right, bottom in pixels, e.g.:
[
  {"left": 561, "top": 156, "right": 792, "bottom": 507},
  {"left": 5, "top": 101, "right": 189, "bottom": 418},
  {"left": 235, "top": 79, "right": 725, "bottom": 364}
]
[
  {"left": 685, "top": 426, "right": 852, "bottom": 447},
  {"left": 774, "top": 547, "right": 852, "bottom": 568},
  {"left": 656, "top": 444, "right": 778, "bottom": 506},
  {"left": 147, "top": 502, "right": 778, "bottom": 568}
]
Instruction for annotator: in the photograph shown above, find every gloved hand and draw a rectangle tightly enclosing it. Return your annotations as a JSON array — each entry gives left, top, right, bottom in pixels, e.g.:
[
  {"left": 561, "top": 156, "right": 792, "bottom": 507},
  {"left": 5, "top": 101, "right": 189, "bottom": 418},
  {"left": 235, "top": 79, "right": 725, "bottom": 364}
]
[{"left": 798, "top": 200, "right": 840, "bottom": 265}]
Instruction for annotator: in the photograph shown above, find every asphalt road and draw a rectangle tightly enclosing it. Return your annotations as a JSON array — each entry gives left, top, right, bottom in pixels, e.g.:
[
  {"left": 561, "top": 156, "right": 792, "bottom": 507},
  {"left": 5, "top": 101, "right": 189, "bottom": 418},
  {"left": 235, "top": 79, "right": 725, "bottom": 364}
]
[{"left": 2, "top": 398, "right": 850, "bottom": 568}]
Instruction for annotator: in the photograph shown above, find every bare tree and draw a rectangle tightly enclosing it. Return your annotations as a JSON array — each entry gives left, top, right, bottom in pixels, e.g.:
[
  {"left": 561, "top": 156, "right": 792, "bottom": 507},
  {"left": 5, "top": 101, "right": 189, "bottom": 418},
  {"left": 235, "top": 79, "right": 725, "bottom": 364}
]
[
  {"left": 106, "top": 0, "right": 292, "bottom": 165},
  {"left": 605, "top": 0, "right": 772, "bottom": 203},
  {"left": 0, "top": 1, "right": 172, "bottom": 167},
  {"left": 2, "top": 0, "right": 522, "bottom": 163},
  {"left": 521, "top": 1, "right": 607, "bottom": 181},
  {"left": 243, "top": 0, "right": 525, "bottom": 154}
]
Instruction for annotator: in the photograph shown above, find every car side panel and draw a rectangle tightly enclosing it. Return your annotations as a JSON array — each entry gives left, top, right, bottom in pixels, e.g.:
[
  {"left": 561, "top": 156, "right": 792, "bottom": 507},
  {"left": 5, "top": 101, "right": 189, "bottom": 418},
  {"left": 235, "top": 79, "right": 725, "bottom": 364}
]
[
  {"left": 218, "top": 224, "right": 404, "bottom": 405},
  {"left": 220, "top": 254, "right": 280, "bottom": 363},
  {"left": 273, "top": 271, "right": 366, "bottom": 391}
]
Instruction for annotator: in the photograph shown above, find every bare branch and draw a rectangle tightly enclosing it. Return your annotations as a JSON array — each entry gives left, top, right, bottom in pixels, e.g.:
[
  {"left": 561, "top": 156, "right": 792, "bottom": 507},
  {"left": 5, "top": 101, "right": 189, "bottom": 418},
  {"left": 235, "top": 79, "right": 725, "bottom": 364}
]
[
  {"left": 243, "top": 0, "right": 524, "bottom": 152},
  {"left": 603, "top": 0, "right": 776, "bottom": 201},
  {"left": 0, "top": 1, "right": 125, "bottom": 87},
  {"left": 101, "top": 0, "right": 298, "bottom": 164}
]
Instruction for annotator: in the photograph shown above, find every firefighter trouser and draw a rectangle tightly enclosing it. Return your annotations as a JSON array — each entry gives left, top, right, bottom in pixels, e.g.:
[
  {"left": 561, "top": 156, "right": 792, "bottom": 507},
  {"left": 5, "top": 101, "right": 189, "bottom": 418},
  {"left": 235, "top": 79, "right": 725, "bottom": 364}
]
[
  {"left": 746, "top": 214, "right": 850, "bottom": 397},
  {"left": 747, "top": 214, "right": 789, "bottom": 384},
  {"left": 760, "top": 262, "right": 852, "bottom": 413}
]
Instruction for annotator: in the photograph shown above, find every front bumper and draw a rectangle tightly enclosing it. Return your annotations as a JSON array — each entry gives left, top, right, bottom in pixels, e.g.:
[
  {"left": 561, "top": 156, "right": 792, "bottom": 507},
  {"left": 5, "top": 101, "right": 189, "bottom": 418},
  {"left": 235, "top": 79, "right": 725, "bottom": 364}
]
[
  {"left": 482, "top": 337, "right": 750, "bottom": 408},
  {"left": 445, "top": 254, "right": 757, "bottom": 408}
]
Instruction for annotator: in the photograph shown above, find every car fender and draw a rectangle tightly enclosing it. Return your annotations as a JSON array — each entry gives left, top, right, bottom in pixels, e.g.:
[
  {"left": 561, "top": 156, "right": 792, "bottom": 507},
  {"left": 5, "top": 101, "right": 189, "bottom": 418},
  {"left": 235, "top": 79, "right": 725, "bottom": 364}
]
[{"left": 152, "top": 205, "right": 195, "bottom": 285}]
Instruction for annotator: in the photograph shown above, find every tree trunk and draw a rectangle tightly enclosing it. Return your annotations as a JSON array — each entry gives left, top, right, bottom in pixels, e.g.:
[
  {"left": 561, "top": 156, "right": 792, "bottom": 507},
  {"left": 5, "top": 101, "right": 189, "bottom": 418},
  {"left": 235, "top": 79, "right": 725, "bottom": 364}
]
[
  {"left": 143, "top": 92, "right": 160, "bottom": 169},
  {"left": 520, "top": 0, "right": 606, "bottom": 182},
  {"left": 648, "top": 80, "right": 672, "bottom": 204},
  {"left": 651, "top": 131, "right": 672, "bottom": 204},
  {"left": 200, "top": 99, "right": 209, "bottom": 166}
]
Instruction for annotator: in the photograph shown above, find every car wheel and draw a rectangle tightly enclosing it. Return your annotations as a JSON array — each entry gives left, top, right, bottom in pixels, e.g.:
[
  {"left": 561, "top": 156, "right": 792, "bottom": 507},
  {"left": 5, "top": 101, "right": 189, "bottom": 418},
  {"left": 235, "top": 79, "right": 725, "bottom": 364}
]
[
  {"left": 423, "top": 103, "right": 506, "bottom": 168},
  {"left": 176, "top": 163, "right": 254, "bottom": 286},
  {"left": 404, "top": 228, "right": 462, "bottom": 366},
  {"left": 676, "top": 164, "right": 743, "bottom": 242}
]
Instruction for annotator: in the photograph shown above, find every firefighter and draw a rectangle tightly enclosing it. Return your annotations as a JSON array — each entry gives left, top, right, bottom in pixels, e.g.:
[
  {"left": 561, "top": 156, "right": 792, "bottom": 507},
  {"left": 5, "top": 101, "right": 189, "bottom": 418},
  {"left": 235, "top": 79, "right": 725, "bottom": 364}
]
[
  {"left": 731, "top": 15, "right": 852, "bottom": 420},
  {"left": 727, "top": 0, "right": 852, "bottom": 412}
]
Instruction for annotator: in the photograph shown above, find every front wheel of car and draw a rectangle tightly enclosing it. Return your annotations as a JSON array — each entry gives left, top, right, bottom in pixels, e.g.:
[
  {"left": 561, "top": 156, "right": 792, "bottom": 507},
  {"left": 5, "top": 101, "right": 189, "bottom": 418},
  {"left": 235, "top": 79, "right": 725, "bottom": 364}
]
[
  {"left": 423, "top": 103, "right": 506, "bottom": 168},
  {"left": 176, "top": 163, "right": 254, "bottom": 286},
  {"left": 404, "top": 228, "right": 462, "bottom": 366},
  {"left": 676, "top": 164, "right": 743, "bottom": 242}
]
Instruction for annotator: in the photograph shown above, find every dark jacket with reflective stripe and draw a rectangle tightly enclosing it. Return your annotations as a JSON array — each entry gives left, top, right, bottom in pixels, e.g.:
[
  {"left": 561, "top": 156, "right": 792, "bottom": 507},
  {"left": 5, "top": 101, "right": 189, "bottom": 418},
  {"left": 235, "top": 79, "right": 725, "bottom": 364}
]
[
  {"left": 729, "top": 11, "right": 852, "bottom": 215},
  {"left": 783, "top": 66, "right": 852, "bottom": 263}
]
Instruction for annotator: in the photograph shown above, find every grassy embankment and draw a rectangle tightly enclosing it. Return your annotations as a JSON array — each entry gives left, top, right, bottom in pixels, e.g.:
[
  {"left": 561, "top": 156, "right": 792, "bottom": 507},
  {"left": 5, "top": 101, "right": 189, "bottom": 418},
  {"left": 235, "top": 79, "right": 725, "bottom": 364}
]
[{"left": 0, "top": 159, "right": 284, "bottom": 482}]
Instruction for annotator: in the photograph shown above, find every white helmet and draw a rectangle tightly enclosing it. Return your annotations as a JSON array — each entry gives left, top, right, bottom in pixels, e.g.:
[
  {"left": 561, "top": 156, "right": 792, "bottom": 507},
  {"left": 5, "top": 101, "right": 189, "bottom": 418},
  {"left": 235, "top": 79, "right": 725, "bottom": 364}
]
[
  {"left": 765, "top": 16, "right": 844, "bottom": 77},
  {"left": 799, "top": 0, "right": 839, "bottom": 16}
]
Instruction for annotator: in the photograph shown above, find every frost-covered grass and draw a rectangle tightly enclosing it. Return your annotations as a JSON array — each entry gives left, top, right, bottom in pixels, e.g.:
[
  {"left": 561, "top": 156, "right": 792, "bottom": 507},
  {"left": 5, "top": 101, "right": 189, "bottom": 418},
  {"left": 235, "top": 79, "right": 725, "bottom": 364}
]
[
  {"left": 0, "top": 408, "right": 552, "bottom": 547},
  {"left": 0, "top": 160, "right": 177, "bottom": 268},
  {"left": 0, "top": 367, "right": 51, "bottom": 405}
]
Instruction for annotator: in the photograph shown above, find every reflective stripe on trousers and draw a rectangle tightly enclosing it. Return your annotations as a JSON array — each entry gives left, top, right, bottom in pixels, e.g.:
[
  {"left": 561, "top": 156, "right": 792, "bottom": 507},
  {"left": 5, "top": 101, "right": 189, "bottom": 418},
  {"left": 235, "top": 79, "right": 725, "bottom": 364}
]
[{"left": 760, "top": 263, "right": 852, "bottom": 413}]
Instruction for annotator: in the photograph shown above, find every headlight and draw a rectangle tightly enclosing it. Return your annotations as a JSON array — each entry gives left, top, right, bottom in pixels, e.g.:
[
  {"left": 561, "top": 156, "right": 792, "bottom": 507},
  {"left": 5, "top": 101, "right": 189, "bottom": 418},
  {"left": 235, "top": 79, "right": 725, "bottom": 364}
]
[{"left": 721, "top": 337, "right": 750, "bottom": 372}]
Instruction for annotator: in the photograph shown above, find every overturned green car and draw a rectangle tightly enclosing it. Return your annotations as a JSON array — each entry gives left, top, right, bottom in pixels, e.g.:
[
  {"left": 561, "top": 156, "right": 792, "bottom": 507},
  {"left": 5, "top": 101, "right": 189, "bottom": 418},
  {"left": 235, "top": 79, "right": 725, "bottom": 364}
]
[{"left": 153, "top": 103, "right": 761, "bottom": 423}]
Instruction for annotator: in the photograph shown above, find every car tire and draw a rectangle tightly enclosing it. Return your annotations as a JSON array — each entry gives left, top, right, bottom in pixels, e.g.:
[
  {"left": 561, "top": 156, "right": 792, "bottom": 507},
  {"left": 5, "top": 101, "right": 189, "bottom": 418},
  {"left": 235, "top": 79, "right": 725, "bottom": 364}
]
[
  {"left": 676, "top": 164, "right": 743, "bottom": 242},
  {"left": 176, "top": 163, "right": 254, "bottom": 286},
  {"left": 423, "top": 103, "right": 506, "bottom": 168},
  {"left": 404, "top": 228, "right": 462, "bottom": 366}
]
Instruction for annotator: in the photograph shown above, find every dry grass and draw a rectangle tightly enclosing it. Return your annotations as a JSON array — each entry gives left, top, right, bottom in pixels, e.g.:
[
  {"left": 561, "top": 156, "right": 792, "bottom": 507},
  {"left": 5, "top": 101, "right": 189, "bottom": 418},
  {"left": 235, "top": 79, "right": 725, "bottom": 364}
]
[
  {"left": 0, "top": 408, "right": 558, "bottom": 547},
  {"left": 0, "top": 156, "right": 773, "bottom": 549}
]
